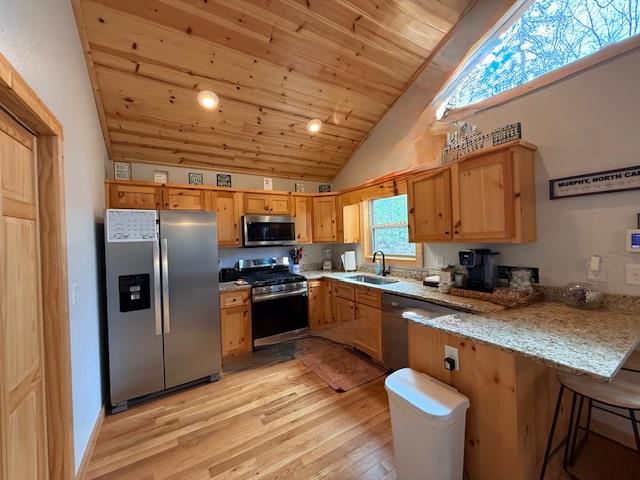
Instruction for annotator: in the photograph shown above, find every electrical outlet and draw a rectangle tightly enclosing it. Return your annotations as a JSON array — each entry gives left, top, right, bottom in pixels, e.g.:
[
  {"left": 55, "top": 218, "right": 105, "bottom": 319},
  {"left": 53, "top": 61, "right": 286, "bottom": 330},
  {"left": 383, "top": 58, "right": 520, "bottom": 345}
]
[
  {"left": 72, "top": 283, "right": 79, "bottom": 305},
  {"left": 625, "top": 264, "right": 640, "bottom": 285},
  {"left": 436, "top": 255, "right": 445, "bottom": 267},
  {"left": 444, "top": 344, "right": 460, "bottom": 371},
  {"left": 587, "top": 257, "right": 606, "bottom": 282}
]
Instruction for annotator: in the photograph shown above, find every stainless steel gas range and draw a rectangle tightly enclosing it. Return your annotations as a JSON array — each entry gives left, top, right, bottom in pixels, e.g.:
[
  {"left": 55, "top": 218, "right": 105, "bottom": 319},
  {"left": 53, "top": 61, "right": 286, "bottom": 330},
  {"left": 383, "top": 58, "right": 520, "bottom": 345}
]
[{"left": 220, "top": 257, "right": 309, "bottom": 343}]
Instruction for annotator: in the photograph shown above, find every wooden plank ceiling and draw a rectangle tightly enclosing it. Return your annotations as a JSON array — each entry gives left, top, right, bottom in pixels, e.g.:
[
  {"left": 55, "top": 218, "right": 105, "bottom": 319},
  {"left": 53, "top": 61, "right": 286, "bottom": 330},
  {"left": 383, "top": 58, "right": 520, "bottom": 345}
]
[{"left": 73, "top": 0, "right": 472, "bottom": 181}]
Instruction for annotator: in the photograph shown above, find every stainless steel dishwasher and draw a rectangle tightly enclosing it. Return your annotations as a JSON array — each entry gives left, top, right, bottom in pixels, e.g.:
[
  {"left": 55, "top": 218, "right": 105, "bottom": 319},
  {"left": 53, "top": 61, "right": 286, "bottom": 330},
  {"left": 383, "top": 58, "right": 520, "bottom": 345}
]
[{"left": 382, "top": 293, "right": 459, "bottom": 370}]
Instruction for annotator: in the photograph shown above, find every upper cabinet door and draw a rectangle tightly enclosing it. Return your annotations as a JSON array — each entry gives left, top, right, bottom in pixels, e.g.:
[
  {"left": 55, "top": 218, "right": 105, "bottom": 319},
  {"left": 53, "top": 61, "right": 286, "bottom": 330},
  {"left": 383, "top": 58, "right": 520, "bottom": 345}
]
[
  {"left": 342, "top": 203, "right": 361, "bottom": 244},
  {"left": 243, "top": 193, "right": 270, "bottom": 214},
  {"left": 407, "top": 168, "right": 452, "bottom": 242},
  {"left": 109, "top": 183, "right": 162, "bottom": 209},
  {"left": 164, "top": 187, "right": 208, "bottom": 211},
  {"left": 313, "top": 196, "right": 337, "bottom": 242},
  {"left": 268, "top": 195, "right": 292, "bottom": 215},
  {"left": 212, "top": 191, "right": 242, "bottom": 247},
  {"left": 294, "top": 197, "right": 313, "bottom": 244},
  {"left": 451, "top": 150, "right": 515, "bottom": 241}
]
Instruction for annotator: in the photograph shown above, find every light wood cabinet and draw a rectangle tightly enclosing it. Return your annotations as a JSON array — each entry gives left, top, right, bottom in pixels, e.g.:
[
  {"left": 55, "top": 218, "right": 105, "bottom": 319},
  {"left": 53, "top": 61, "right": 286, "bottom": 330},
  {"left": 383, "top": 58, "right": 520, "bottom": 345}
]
[
  {"left": 164, "top": 187, "right": 208, "bottom": 211},
  {"left": 354, "top": 302, "right": 382, "bottom": 361},
  {"left": 244, "top": 193, "right": 291, "bottom": 214},
  {"left": 220, "top": 290, "right": 251, "bottom": 358},
  {"left": 451, "top": 150, "right": 514, "bottom": 240},
  {"left": 342, "top": 203, "right": 361, "bottom": 244},
  {"left": 211, "top": 191, "right": 242, "bottom": 247},
  {"left": 269, "top": 195, "right": 292, "bottom": 214},
  {"left": 294, "top": 197, "right": 313, "bottom": 244},
  {"left": 313, "top": 196, "right": 337, "bottom": 242},
  {"left": 308, "top": 280, "right": 324, "bottom": 330},
  {"left": 407, "top": 168, "right": 452, "bottom": 242},
  {"left": 323, "top": 280, "right": 337, "bottom": 326},
  {"left": 335, "top": 297, "right": 356, "bottom": 323},
  {"left": 108, "top": 183, "right": 162, "bottom": 209},
  {"left": 407, "top": 144, "right": 536, "bottom": 244}
]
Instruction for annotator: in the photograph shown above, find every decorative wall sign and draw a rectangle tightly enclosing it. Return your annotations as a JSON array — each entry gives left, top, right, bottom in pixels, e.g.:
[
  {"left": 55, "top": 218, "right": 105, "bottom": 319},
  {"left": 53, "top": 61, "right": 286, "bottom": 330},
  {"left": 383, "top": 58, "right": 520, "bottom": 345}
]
[
  {"left": 440, "top": 122, "right": 522, "bottom": 165},
  {"left": 216, "top": 173, "right": 231, "bottom": 187},
  {"left": 550, "top": 165, "right": 640, "bottom": 199},
  {"left": 153, "top": 170, "right": 168, "bottom": 183},
  {"left": 318, "top": 184, "right": 331, "bottom": 193},
  {"left": 188, "top": 172, "right": 204, "bottom": 185},
  {"left": 295, "top": 183, "right": 306, "bottom": 193},
  {"left": 114, "top": 161, "right": 131, "bottom": 180},
  {"left": 263, "top": 177, "right": 273, "bottom": 190}
]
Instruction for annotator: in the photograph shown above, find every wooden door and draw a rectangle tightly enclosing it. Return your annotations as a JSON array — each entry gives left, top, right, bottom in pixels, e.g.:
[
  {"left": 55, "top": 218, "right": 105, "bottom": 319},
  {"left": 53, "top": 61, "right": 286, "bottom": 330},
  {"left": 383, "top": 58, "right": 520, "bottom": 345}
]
[
  {"left": 294, "top": 197, "right": 312, "bottom": 243},
  {"left": 244, "top": 193, "right": 270, "bottom": 214},
  {"left": 163, "top": 187, "right": 207, "bottom": 211},
  {"left": 308, "top": 281, "right": 324, "bottom": 330},
  {"left": 342, "top": 203, "right": 361, "bottom": 243},
  {"left": 268, "top": 195, "right": 291, "bottom": 215},
  {"left": 220, "top": 306, "right": 251, "bottom": 357},
  {"left": 0, "top": 111, "right": 49, "bottom": 480},
  {"left": 354, "top": 303, "right": 382, "bottom": 361},
  {"left": 108, "top": 183, "right": 162, "bottom": 209},
  {"left": 452, "top": 151, "right": 515, "bottom": 241},
  {"left": 212, "top": 191, "right": 241, "bottom": 247},
  {"left": 408, "top": 168, "right": 452, "bottom": 242},
  {"left": 313, "top": 196, "right": 337, "bottom": 242}
]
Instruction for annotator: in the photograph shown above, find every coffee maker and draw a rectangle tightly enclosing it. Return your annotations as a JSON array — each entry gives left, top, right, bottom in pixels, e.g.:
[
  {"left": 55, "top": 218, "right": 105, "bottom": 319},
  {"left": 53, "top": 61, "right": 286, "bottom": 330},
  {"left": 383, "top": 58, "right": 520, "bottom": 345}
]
[{"left": 459, "top": 249, "right": 499, "bottom": 292}]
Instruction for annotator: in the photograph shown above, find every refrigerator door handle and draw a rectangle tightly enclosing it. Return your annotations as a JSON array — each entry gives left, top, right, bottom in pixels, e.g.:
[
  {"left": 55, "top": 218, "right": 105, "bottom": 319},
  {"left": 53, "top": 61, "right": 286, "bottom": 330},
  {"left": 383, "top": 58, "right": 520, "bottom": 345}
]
[
  {"left": 161, "top": 238, "right": 171, "bottom": 334},
  {"left": 152, "top": 241, "right": 162, "bottom": 336}
]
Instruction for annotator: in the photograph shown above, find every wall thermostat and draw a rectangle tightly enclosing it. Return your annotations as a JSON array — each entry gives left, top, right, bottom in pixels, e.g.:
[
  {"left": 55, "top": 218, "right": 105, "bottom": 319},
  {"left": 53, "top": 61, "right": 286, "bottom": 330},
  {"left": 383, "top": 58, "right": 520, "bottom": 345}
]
[{"left": 626, "top": 229, "right": 640, "bottom": 253}]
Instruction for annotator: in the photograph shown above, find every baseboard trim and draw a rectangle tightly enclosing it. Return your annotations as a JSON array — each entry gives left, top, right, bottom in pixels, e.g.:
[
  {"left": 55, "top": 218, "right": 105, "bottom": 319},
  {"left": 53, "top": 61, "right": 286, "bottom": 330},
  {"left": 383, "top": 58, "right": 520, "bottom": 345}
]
[{"left": 75, "top": 406, "right": 105, "bottom": 480}]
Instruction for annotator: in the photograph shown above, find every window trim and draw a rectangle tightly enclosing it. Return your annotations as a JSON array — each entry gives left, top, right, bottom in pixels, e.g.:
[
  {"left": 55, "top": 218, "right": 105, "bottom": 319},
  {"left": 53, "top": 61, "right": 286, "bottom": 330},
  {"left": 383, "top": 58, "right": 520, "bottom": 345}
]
[
  {"left": 435, "top": 0, "right": 640, "bottom": 123},
  {"left": 363, "top": 197, "right": 423, "bottom": 268}
]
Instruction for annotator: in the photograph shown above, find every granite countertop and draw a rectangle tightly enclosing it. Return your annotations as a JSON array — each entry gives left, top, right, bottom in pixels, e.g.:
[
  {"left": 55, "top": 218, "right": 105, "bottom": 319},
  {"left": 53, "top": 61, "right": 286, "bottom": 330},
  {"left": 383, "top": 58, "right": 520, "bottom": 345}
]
[
  {"left": 219, "top": 281, "right": 251, "bottom": 293},
  {"left": 303, "top": 271, "right": 640, "bottom": 381}
]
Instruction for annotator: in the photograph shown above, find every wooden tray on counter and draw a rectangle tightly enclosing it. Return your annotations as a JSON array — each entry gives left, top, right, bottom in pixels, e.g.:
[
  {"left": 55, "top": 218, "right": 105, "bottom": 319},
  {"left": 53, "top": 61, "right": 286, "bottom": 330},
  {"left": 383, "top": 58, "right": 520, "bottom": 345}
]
[{"left": 450, "top": 287, "right": 544, "bottom": 308}]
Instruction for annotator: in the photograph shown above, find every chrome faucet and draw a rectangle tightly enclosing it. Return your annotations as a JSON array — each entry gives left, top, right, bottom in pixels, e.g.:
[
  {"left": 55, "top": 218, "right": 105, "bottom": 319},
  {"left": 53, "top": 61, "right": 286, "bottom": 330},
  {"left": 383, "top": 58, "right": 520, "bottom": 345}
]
[{"left": 372, "top": 251, "right": 390, "bottom": 277}]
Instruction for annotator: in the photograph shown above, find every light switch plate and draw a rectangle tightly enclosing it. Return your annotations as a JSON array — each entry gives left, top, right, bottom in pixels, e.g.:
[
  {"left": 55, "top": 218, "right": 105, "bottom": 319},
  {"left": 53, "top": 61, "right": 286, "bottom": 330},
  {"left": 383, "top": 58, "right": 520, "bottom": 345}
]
[{"left": 625, "top": 264, "right": 640, "bottom": 285}]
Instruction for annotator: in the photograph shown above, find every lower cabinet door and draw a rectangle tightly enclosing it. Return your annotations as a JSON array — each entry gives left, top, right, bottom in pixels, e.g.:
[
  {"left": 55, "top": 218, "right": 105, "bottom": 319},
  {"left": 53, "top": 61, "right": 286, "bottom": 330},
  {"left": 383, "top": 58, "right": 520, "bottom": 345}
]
[
  {"left": 354, "top": 303, "right": 382, "bottom": 361},
  {"left": 335, "top": 297, "right": 355, "bottom": 323},
  {"left": 308, "top": 281, "right": 325, "bottom": 330},
  {"left": 221, "top": 305, "right": 251, "bottom": 357}
]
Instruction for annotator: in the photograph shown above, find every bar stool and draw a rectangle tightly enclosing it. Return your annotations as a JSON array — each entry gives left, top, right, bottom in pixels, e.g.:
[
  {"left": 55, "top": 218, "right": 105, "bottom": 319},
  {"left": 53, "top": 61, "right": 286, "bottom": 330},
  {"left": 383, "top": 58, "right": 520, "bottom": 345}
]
[{"left": 539, "top": 368, "right": 640, "bottom": 479}]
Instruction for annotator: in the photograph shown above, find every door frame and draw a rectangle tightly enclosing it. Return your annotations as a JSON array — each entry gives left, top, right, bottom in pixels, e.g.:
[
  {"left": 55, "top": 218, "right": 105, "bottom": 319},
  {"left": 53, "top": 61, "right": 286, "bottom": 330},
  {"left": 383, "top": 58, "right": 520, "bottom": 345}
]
[{"left": 0, "top": 53, "right": 75, "bottom": 479}]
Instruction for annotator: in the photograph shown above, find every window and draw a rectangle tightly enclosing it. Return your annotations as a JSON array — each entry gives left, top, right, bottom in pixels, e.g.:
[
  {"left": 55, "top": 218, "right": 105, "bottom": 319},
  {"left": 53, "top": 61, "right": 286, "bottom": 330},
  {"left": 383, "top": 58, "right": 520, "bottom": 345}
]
[
  {"left": 438, "top": 0, "right": 640, "bottom": 117},
  {"left": 369, "top": 195, "right": 416, "bottom": 258}
]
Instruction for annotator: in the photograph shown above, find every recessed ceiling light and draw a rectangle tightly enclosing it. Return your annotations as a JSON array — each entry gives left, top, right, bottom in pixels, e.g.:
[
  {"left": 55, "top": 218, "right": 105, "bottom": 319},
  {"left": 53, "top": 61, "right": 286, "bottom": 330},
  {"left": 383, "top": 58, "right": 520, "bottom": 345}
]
[
  {"left": 307, "top": 118, "right": 322, "bottom": 133},
  {"left": 197, "top": 90, "right": 219, "bottom": 110}
]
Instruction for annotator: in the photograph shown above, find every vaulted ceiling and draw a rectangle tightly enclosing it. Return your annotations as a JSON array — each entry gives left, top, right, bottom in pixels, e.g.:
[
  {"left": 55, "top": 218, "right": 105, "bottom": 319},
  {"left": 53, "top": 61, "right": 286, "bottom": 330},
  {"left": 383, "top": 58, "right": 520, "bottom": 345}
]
[{"left": 73, "top": 0, "right": 473, "bottom": 182}]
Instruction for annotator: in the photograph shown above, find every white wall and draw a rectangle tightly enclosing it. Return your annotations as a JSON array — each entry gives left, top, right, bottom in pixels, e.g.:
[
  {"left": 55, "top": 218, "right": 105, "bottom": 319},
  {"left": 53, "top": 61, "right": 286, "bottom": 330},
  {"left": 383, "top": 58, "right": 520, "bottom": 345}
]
[
  {"left": 0, "top": 0, "right": 108, "bottom": 471},
  {"left": 334, "top": 50, "right": 640, "bottom": 295},
  {"left": 109, "top": 160, "right": 331, "bottom": 194}
]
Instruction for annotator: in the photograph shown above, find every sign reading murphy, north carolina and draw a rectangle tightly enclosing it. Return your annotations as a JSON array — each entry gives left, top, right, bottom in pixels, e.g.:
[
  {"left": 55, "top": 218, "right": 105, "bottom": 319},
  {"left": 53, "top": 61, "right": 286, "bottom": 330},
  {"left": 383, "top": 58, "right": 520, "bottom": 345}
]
[{"left": 550, "top": 165, "right": 640, "bottom": 199}]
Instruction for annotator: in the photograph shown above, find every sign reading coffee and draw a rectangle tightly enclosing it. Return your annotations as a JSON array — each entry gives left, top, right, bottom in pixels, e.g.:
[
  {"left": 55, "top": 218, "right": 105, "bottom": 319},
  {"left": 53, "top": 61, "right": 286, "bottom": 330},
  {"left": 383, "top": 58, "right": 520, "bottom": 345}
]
[{"left": 550, "top": 165, "right": 640, "bottom": 199}]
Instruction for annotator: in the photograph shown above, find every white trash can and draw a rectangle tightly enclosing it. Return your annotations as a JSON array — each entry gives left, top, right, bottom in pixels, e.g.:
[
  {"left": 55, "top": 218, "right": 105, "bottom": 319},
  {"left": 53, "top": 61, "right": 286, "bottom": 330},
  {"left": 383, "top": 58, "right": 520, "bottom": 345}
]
[{"left": 385, "top": 368, "right": 470, "bottom": 480}]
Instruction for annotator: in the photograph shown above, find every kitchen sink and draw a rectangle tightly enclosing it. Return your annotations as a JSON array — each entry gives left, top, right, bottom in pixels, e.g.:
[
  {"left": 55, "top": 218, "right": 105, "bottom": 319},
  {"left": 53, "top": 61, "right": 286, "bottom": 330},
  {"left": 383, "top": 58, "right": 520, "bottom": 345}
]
[{"left": 347, "top": 275, "right": 398, "bottom": 285}]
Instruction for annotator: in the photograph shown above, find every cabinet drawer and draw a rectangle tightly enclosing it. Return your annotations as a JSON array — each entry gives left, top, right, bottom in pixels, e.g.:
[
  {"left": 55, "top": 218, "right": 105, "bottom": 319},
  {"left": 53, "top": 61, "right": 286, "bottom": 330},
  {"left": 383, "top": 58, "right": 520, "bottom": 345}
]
[
  {"left": 333, "top": 282, "right": 355, "bottom": 301},
  {"left": 220, "top": 290, "right": 249, "bottom": 309},
  {"left": 355, "top": 287, "right": 382, "bottom": 308}
]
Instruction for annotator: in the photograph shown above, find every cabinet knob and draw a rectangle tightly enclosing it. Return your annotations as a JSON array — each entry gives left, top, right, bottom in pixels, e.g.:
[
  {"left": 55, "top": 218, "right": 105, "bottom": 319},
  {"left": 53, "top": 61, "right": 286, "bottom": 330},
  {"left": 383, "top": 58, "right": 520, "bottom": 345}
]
[
  {"left": 444, "top": 231, "right": 450, "bottom": 235},
  {"left": 409, "top": 207, "right": 415, "bottom": 214}
]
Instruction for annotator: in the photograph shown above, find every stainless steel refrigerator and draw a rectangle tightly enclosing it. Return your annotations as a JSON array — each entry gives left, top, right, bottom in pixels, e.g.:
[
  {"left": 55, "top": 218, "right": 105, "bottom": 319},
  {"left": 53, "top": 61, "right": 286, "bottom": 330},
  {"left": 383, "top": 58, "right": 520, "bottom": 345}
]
[{"left": 104, "top": 209, "right": 221, "bottom": 412}]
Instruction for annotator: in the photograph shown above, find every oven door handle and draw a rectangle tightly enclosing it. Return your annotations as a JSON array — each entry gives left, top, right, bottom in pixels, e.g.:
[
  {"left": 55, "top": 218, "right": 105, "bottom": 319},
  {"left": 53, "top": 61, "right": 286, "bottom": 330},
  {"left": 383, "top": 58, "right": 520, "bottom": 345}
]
[{"left": 252, "top": 288, "right": 308, "bottom": 303}]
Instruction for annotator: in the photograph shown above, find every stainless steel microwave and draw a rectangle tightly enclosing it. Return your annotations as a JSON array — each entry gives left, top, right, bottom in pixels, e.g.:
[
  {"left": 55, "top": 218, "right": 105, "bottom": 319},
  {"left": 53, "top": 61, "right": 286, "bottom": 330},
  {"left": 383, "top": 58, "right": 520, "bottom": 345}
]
[{"left": 242, "top": 215, "right": 296, "bottom": 247}]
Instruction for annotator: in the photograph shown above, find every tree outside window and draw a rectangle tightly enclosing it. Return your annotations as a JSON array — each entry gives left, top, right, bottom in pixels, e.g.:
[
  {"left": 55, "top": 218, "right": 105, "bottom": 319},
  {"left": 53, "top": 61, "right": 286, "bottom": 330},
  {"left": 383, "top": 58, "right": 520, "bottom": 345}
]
[
  {"left": 369, "top": 195, "right": 416, "bottom": 257},
  {"left": 440, "top": 0, "right": 640, "bottom": 116}
]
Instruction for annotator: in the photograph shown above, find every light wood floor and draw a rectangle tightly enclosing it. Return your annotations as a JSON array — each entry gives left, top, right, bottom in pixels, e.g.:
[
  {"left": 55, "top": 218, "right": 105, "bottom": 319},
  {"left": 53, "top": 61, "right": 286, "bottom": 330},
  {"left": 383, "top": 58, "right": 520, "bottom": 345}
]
[
  {"left": 87, "top": 337, "right": 637, "bottom": 479},
  {"left": 87, "top": 356, "right": 396, "bottom": 479}
]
